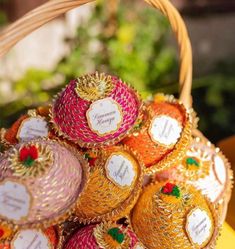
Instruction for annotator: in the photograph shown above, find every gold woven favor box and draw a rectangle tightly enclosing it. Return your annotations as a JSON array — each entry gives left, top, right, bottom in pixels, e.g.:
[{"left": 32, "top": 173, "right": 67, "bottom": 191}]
[
  {"left": 131, "top": 181, "right": 220, "bottom": 249},
  {"left": 75, "top": 145, "right": 144, "bottom": 223}
]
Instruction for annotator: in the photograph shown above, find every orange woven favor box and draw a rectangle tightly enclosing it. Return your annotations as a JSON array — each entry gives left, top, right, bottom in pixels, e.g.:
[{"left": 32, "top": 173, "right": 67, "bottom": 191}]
[{"left": 123, "top": 94, "right": 192, "bottom": 174}]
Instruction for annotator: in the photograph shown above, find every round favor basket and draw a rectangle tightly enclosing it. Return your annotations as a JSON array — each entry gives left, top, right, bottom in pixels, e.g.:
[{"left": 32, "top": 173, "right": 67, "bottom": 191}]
[{"left": 0, "top": 0, "right": 231, "bottom": 236}]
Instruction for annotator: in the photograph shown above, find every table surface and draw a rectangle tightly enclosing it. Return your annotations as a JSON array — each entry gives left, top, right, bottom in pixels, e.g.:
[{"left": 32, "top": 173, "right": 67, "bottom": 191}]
[{"left": 217, "top": 223, "right": 235, "bottom": 249}]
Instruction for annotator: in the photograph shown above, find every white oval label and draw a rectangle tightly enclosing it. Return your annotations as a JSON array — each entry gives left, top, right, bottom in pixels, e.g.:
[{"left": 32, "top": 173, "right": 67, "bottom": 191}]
[
  {"left": 86, "top": 98, "right": 123, "bottom": 136},
  {"left": 17, "top": 117, "right": 49, "bottom": 141},
  {"left": 149, "top": 115, "right": 182, "bottom": 147},
  {"left": 213, "top": 155, "right": 226, "bottom": 185},
  {"left": 186, "top": 208, "right": 212, "bottom": 246},
  {"left": 105, "top": 153, "right": 137, "bottom": 188},
  {"left": 0, "top": 180, "right": 31, "bottom": 221},
  {"left": 11, "top": 229, "right": 51, "bottom": 249}
]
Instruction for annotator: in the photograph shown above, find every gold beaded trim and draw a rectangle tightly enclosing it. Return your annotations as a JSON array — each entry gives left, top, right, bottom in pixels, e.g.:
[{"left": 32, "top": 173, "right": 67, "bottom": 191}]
[{"left": 75, "top": 72, "right": 114, "bottom": 102}]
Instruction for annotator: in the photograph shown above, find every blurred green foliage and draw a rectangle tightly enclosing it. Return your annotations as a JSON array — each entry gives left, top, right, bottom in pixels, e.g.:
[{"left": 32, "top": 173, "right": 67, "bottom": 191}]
[
  {"left": 0, "top": 0, "right": 8, "bottom": 26},
  {"left": 0, "top": 10, "right": 7, "bottom": 27},
  {"left": 57, "top": 2, "right": 178, "bottom": 93},
  {"left": 0, "top": 11, "right": 7, "bottom": 26},
  {"left": 0, "top": 0, "right": 234, "bottom": 142},
  {"left": 192, "top": 61, "right": 235, "bottom": 141}
]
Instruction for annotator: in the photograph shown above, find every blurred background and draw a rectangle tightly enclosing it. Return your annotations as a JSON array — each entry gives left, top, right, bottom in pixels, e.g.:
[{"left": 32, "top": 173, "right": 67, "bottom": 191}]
[{"left": 0, "top": 0, "right": 234, "bottom": 143}]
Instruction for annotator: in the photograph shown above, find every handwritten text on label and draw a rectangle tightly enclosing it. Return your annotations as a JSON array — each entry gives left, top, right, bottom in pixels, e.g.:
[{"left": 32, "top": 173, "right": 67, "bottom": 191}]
[
  {"left": 106, "top": 153, "right": 136, "bottom": 187},
  {"left": 17, "top": 117, "right": 49, "bottom": 141},
  {"left": 12, "top": 229, "right": 51, "bottom": 249},
  {"left": 186, "top": 208, "right": 212, "bottom": 246},
  {"left": 149, "top": 115, "right": 182, "bottom": 146},
  {"left": 0, "top": 181, "right": 31, "bottom": 221},
  {"left": 86, "top": 98, "right": 123, "bottom": 136}
]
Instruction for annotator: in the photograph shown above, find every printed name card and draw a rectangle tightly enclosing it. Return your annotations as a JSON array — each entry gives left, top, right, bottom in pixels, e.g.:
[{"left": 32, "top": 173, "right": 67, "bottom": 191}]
[
  {"left": 186, "top": 208, "right": 212, "bottom": 246},
  {"left": 149, "top": 115, "right": 182, "bottom": 147},
  {"left": 105, "top": 153, "right": 136, "bottom": 188},
  {"left": 0, "top": 180, "right": 31, "bottom": 221},
  {"left": 86, "top": 98, "right": 123, "bottom": 136},
  {"left": 11, "top": 229, "right": 51, "bottom": 249},
  {"left": 17, "top": 117, "right": 49, "bottom": 141}
]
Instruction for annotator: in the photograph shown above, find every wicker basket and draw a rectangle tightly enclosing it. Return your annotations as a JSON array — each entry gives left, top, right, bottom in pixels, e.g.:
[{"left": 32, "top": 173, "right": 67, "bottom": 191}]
[
  {"left": 0, "top": 0, "right": 192, "bottom": 108},
  {"left": 0, "top": 0, "right": 231, "bottom": 239}
]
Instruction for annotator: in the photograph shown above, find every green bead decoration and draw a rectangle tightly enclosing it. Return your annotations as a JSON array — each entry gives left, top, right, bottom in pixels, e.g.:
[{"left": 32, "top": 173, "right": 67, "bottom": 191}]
[{"left": 108, "top": 227, "right": 125, "bottom": 244}]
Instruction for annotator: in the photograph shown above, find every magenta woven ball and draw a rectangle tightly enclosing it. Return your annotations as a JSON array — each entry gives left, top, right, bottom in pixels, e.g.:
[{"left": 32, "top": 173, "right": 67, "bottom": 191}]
[
  {"left": 51, "top": 72, "right": 141, "bottom": 148},
  {"left": 0, "top": 139, "right": 85, "bottom": 228},
  {"left": 64, "top": 223, "right": 143, "bottom": 249}
]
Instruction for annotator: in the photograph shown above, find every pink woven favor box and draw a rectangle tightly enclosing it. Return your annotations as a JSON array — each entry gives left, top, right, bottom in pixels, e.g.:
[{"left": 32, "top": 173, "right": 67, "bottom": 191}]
[
  {"left": 51, "top": 72, "right": 142, "bottom": 148},
  {"left": 0, "top": 139, "right": 86, "bottom": 228},
  {"left": 64, "top": 223, "right": 143, "bottom": 249}
]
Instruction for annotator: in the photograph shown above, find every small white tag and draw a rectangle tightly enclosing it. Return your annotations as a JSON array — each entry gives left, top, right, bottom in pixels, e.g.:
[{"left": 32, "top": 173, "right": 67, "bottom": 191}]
[
  {"left": 0, "top": 180, "right": 31, "bottom": 221},
  {"left": 12, "top": 229, "right": 51, "bottom": 249},
  {"left": 149, "top": 115, "right": 182, "bottom": 146},
  {"left": 186, "top": 208, "right": 212, "bottom": 246},
  {"left": 213, "top": 155, "right": 226, "bottom": 185},
  {"left": 105, "top": 153, "right": 136, "bottom": 188},
  {"left": 86, "top": 98, "right": 123, "bottom": 136},
  {"left": 17, "top": 117, "right": 49, "bottom": 141}
]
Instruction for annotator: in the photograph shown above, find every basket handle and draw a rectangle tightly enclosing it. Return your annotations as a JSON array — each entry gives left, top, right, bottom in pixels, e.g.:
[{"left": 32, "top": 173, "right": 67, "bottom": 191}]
[{"left": 0, "top": 0, "right": 193, "bottom": 108}]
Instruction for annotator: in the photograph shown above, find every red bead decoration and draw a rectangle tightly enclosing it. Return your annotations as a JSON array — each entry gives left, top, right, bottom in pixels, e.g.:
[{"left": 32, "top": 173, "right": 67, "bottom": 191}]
[
  {"left": 19, "top": 145, "right": 39, "bottom": 162},
  {"left": 162, "top": 183, "right": 175, "bottom": 194}
]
